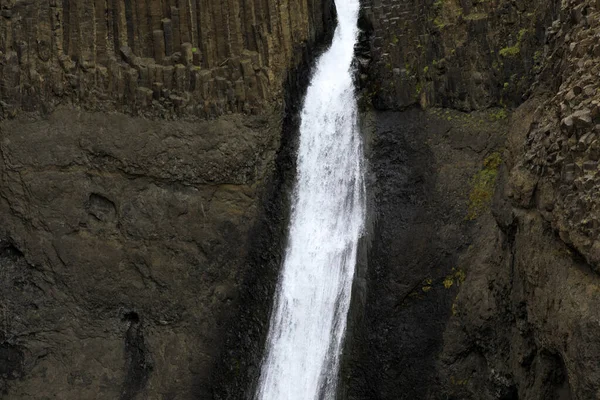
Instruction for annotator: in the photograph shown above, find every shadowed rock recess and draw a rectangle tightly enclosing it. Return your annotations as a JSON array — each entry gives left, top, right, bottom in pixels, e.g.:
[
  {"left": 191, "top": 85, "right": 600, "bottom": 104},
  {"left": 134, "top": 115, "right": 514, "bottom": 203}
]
[{"left": 1, "top": 0, "right": 600, "bottom": 399}]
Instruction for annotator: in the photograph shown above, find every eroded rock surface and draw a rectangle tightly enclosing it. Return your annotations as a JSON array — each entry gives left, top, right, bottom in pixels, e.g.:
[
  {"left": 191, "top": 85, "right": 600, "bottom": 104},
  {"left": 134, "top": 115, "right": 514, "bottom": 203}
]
[
  {"left": 2, "top": 0, "right": 600, "bottom": 399},
  {"left": 0, "top": 0, "right": 335, "bottom": 397},
  {"left": 358, "top": 0, "right": 559, "bottom": 110},
  {"left": 343, "top": 108, "right": 508, "bottom": 399},
  {"left": 0, "top": 109, "right": 282, "bottom": 399}
]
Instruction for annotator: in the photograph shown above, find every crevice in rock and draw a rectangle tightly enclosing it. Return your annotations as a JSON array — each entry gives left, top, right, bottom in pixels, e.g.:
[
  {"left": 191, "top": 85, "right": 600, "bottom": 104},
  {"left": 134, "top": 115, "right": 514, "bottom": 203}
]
[
  {"left": 0, "top": 241, "right": 24, "bottom": 260},
  {"left": 0, "top": 240, "right": 27, "bottom": 395},
  {"left": 120, "top": 311, "right": 153, "bottom": 400}
]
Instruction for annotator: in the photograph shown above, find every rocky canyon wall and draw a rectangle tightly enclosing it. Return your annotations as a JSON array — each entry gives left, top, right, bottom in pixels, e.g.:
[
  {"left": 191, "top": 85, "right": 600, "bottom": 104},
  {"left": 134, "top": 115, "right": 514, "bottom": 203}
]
[
  {"left": 0, "top": 0, "right": 334, "bottom": 399},
  {"left": 358, "top": 0, "right": 559, "bottom": 110},
  {"left": 1, "top": 111, "right": 281, "bottom": 399},
  {"left": 346, "top": 0, "right": 600, "bottom": 399},
  {"left": 3, "top": 0, "right": 600, "bottom": 399}
]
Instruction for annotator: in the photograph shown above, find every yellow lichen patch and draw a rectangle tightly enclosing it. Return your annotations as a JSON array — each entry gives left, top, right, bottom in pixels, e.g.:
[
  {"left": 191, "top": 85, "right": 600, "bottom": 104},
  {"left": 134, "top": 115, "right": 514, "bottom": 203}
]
[
  {"left": 432, "top": 0, "right": 463, "bottom": 30},
  {"left": 422, "top": 277, "right": 433, "bottom": 292},
  {"left": 488, "top": 108, "right": 508, "bottom": 121},
  {"left": 450, "top": 376, "right": 470, "bottom": 386},
  {"left": 464, "top": 13, "right": 488, "bottom": 21},
  {"left": 499, "top": 45, "right": 520, "bottom": 57},
  {"left": 444, "top": 268, "right": 467, "bottom": 289},
  {"left": 443, "top": 277, "right": 454, "bottom": 289},
  {"left": 499, "top": 28, "right": 528, "bottom": 57}
]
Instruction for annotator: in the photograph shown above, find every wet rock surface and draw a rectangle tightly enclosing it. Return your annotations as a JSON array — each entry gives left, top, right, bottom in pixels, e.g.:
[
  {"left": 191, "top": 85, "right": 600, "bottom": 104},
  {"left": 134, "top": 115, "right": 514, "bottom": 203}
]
[
  {"left": 2, "top": 0, "right": 600, "bottom": 398},
  {"left": 437, "top": 99, "right": 600, "bottom": 399},
  {"left": 358, "top": 0, "right": 560, "bottom": 110},
  {"left": 0, "top": 0, "right": 335, "bottom": 398}
]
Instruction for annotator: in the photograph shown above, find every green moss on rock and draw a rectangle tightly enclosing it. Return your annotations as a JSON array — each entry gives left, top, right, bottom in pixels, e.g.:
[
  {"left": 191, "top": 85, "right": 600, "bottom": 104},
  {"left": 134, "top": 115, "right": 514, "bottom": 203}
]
[{"left": 467, "top": 152, "right": 502, "bottom": 220}]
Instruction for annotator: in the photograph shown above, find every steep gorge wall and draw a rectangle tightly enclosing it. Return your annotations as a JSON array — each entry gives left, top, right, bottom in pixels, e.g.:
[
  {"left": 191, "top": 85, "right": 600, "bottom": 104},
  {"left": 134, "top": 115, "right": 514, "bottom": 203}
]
[
  {"left": 0, "top": 0, "right": 335, "bottom": 399},
  {"left": 444, "top": 1, "right": 600, "bottom": 398},
  {"left": 347, "top": 0, "right": 600, "bottom": 399},
  {"left": 1, "top": 112, "right": 280, "bottom": 399},
  {"left": 0, "top": 0, "right": 330, "bottom": 119},
  {"left": 439, "top": 0, "right": 600, "bottom": 397},
  {"left": 4, "top": 0, "right": 600, "bottom": 399}
]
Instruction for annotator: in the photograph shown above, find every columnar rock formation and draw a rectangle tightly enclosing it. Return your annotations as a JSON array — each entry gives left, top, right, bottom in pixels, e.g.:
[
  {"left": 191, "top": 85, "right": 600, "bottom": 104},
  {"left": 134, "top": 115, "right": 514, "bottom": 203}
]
[
  {"left": 0, "top": 0, "right": 330, "bottom": 119},
  {"left": 518, "top": 0, "right": 600, "bottom": 270},
  {"left": 359, "top": 0, "right": 558, "bottom": 110}
]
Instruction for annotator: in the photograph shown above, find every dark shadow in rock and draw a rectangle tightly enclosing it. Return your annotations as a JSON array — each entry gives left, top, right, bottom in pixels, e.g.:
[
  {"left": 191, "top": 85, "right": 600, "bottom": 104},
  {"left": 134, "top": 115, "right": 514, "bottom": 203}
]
[
  {"left": 342, "top": 108, "right": 506, "bottom": 399},
  {"left": 535, "top": 351, "right": 573, "bottom": 400},
  {"left": 120, "top": 311, "right": 153, "bottom": 400},
  {"left": 87, "top": 193, "right": 117, "bottom": 223},
  {"left": 0, "top": 343, "right": 25, "bottom": 395},
  {"left": 0, "top": 241, "right": 28, "bottom": 395},
  {"left": 0, "top": 241, "right": 24, "bottom": 260}
]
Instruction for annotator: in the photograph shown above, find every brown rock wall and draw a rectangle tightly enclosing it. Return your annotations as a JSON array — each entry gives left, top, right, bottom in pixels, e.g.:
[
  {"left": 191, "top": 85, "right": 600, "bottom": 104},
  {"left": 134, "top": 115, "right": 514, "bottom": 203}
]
[
  {"left": 515, "top": 0, "right": 600, "bottom": 273},
  {"left": 347, "top": 1, "right": 600, "bottom": 399},
  {"left": 0, "top": 0, "right": 333, "bottom": 119},
  {"left": 0, "top": 108, "right": 280, "bottom": 399}
]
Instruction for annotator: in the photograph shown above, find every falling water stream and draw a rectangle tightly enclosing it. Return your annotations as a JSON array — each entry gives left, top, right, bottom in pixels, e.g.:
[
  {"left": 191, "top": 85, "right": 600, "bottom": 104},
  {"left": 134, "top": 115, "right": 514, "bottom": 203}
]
[{"left": 255, "top": 1, "right": 365, "bottom": 399}]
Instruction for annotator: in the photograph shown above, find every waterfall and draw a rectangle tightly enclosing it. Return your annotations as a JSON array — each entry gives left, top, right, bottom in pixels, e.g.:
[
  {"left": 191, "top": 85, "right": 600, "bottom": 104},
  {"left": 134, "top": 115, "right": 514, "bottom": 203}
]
[{"left": 255, "top": 0, "right": 365, "bottom": 399}]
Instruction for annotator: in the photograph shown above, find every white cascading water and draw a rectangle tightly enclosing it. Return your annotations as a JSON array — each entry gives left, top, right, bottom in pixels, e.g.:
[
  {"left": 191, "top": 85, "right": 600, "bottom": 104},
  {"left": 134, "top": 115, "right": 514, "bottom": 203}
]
[{"left": 255, "top": 0, "right": 365, "bottom": 399}]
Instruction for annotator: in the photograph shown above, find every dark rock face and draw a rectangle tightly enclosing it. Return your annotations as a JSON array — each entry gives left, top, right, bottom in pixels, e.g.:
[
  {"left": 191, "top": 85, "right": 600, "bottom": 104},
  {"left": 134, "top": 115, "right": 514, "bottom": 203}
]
[
  {"left": 358, "top": 0, "right": 560, "bottom": 110},
  {"left": 343, "top": 108, "right": 507, "bottom": 399},
  {"left": 121, "top": 311, "right": 152, "bottom": 400},
  {"left": 518, "top": 0, "right": 600, "bottom": 272},
  {"left": 343, "top": 0, "right": 600, "bottom": 399},
  {"left": 0, "top": 0, "right": 337, "bottom": 398},
  {"left": 1, "top": 0, "right": 600, "bottom": 399},
  {"left": 436, "top": 0, "right": 600, "bottom": 397},
  {"left": 0, "top": 243, "right": 27, "bottom": 396},
  {"left": 439, "top": 204, "right": 585, "bottom": 400},
  {"left": 0, "top": 109, "right": 284, "bottom": 399}
]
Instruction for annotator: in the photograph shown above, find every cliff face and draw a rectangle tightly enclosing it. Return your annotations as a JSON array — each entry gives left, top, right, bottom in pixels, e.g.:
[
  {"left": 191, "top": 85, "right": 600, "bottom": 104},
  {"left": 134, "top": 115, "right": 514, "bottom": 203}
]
[
  {"left": 0, "top": 0, "right": 331, "bottom": 119},
  {"left": 345, "top": 0, "right": 600, "bottom": 399},
  {"left": 445, "top": 1, "right": 600, "bottom": 398},
  {"left": 1, "top": 111, "right": 280, "bottom": 399},
  {"left": 3, "top": 0, "right": 600, "bottom": 399},
  {"left": 358, "top": 0, "right": 558, "bottom": 110},
  {"left": 0, "top": 1, "right": 334, "bottom": 399}
]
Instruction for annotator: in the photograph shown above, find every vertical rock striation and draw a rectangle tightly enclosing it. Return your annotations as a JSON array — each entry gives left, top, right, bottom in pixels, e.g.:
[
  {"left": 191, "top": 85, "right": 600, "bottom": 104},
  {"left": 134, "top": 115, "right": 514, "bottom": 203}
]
[
  {"left": 0, "top": 0, "right": 332, "bottom": 119},
  {"left": 347, "top": 0, "right": 600, "bottom": 399},
  {"left": 358, "top": 0, "right": 559, "bottom": 110}
]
